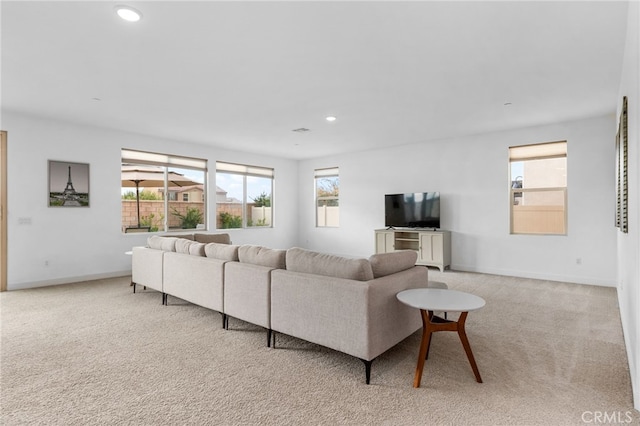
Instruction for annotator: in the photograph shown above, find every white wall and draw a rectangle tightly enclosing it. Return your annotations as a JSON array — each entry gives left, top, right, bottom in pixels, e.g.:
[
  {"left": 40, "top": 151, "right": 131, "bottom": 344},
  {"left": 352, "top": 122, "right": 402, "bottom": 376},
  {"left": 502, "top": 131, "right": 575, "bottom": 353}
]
[
  {"left": 616, "top": 0, "right": 640, "bottom": 410},
  {"left": 298, "top": 114, "right": 617, "bottom": 287},
  {"left": 4, "top": 112, "right": 299, "bottom": 290}
]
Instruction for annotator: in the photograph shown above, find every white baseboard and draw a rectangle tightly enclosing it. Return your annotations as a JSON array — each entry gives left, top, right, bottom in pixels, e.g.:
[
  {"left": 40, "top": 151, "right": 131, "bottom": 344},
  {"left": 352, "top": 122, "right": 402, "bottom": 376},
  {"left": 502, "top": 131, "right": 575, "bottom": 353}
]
[
  {"left": 8, "top": 270, "right": 132, "bottom": 291},
  {"left": 450, "top": 264, "right": 616, "bottom": 287}
]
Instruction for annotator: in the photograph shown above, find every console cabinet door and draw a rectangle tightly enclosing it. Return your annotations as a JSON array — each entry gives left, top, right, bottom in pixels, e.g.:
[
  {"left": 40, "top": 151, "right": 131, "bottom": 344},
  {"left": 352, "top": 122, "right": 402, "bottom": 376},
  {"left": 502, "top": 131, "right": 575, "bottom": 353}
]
[
  {"left": 375, "top": 231, "right": 395, "bottom": 253},
  {"left": 419, "top": 233, "right": 443, "bottom": 264}
]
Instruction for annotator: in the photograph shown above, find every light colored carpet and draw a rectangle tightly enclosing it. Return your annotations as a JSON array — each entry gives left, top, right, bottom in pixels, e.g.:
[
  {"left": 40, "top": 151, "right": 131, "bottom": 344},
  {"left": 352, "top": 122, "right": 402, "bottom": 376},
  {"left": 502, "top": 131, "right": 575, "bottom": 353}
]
[{"left": 1, "top": 270, "right": 637, "bottom": 425}]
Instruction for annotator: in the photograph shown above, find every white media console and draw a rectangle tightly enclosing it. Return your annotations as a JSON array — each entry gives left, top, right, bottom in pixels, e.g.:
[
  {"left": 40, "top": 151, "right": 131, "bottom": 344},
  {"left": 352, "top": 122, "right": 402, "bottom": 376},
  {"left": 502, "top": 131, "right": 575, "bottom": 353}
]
[{"left": 375, "top": 228, "right": 451, "bottom": 272}]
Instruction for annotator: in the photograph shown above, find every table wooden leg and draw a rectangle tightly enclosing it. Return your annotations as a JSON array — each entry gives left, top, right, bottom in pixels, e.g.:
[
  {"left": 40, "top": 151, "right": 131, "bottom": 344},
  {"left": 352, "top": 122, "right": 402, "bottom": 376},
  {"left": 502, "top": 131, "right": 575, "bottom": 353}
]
[
  {"left": 457, "top": 312, "right": 483, "bottom": 383},
  {"left": 413, "top": 309, "right": 432, "bottom": 388},
  {"left": 412, "top": 309, "right": 482, "bottom": 387}
]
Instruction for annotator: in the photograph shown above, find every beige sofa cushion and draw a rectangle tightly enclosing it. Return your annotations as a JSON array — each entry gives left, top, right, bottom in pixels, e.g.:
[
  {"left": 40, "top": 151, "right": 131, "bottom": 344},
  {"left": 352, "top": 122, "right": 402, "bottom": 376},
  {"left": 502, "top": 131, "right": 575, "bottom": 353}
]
[
  {"left": 147, "top": 235, "right": 163, "bottom": 250},
  {"left": 147, "top": 236, "right": 180, "bottom": 252},
  {"left": 166, "top": 233, "right": 195, "bottom": 241},
  {"left": 369, "top": 251, "right": 418, "bottom": 278},
  {"left": 205, "top": 243, "right": 239, "bottom": 261},
  {"left": 238, "top": 245, "right": 286, "bottom": 269},
  {"left": 194, "top": 233, "right": 231, "bottom": 244},
  {"left": 285, "top": 247, "right": 374, "bottom": 281},
  {"left": 175, "top": 239, "right": 206, "bottom": 256}
]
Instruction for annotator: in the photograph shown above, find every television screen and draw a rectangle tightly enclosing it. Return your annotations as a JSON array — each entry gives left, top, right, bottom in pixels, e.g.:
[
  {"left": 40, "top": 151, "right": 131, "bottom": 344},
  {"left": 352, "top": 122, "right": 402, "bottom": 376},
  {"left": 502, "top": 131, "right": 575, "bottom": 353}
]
[{"left": 385, "top": 192, "right": 440, "bottom": 228}]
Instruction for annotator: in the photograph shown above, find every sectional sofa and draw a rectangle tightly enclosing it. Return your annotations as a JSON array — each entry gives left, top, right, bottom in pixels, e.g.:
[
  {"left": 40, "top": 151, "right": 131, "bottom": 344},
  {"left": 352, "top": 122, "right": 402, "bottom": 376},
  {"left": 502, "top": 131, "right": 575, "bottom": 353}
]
[{"left": 131, "top": 233, "right": 429, "bottom": 383}]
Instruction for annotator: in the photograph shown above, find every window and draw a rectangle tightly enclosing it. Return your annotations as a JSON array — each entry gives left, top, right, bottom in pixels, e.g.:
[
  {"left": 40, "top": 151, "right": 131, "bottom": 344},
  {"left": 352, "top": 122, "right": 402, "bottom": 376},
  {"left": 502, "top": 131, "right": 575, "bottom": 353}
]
[
  {"left": 182, "top": 193, "right": 189, "bottom": 202},
  {"left": 509, "top": 141, "right": 567, "bottom": 235},
  {"left": 121, "top": 149, "right": 207, "bottom": 233},
  {"left": 216, "top": 161, "right": 273, "bottom": 228},
  {"left": 315, "top": 167, "right": 339, "bottom": 227}
]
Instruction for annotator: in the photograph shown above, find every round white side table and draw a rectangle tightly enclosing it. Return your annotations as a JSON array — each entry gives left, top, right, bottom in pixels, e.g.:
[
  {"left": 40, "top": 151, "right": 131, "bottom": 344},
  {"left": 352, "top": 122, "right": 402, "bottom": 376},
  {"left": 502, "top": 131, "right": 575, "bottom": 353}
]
[{"left": 397, "top": 288, "right": 485, "bottom": 388}]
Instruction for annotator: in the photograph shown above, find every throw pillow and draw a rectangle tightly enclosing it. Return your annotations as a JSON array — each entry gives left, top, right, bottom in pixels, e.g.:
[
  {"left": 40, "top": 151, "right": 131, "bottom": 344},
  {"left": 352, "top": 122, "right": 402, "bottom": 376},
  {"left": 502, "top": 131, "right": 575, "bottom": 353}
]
[
  {"left": 148, "top": 236, "right": 179, "bottom": 252},
  {"left": 147, "top": 235, "right": 163, "bottom": 250},
  {"left": 175, "top": 238, "right": 193, "bottom": 254},
  {"left": 188, "top": 242, "right": 206, "bottom": 256},
  {"left": 238, "top": 245, "right": 286, "bottom": 269},
  {"left": 205, "top": 243, "right": 239, "bottom": 261}
]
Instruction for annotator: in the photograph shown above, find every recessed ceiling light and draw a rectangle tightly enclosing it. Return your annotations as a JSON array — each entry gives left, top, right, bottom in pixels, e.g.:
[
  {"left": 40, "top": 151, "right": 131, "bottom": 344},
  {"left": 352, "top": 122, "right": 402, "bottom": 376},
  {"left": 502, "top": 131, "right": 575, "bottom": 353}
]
[
  {"left": 116, "top": 5, "right": 142, "bottom": 22},
  {"left": 326, "top": 116, "right": 337, "bottom": 122}
]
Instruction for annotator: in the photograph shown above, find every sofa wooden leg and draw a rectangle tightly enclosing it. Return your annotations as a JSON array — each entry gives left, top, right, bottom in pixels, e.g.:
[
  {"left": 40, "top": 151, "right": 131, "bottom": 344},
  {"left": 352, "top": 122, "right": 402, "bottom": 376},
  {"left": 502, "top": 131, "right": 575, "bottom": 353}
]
[
  {"left": 221, "top": 313, "right": 227, "bottom": 329},
  {"left": 162, "top": 293, "right": 167, "bottom": 305},
  {"left": 361, "top": 359, "right": 373, "bottom": 384},
  {"left": 267, "top": 329, "right": 272, "bottom": 347},
  {"left": 132, "top": 282, "right": 136, "bottom": 293}
]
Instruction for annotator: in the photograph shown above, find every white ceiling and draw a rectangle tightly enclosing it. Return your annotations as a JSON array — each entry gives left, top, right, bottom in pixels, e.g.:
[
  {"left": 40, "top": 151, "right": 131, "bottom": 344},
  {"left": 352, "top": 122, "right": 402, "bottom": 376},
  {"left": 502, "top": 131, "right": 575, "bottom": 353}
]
[{"left": 1, "top": 1, "right": 630, "bottom": 160}]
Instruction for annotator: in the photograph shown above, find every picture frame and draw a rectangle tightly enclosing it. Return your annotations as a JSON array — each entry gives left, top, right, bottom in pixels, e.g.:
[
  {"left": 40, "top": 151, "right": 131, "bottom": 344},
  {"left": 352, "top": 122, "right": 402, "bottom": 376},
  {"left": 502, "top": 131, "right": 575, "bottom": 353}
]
[
  {"left": 615, "top": 96, "right": 628, "bottom": 233},
  {"left": 48, "top": 160, "right": 90, "bottom": 207}
]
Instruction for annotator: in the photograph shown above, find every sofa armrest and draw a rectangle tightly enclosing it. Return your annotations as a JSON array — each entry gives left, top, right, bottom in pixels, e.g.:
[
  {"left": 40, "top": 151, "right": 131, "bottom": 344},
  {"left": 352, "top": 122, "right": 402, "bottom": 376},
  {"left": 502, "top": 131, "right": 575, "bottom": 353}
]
[
  {"left": 364, "top": 266, "right": 429, "bottom": 358},
  {"left": 132, "top": 247, "right": 164, "bottom": 292}
]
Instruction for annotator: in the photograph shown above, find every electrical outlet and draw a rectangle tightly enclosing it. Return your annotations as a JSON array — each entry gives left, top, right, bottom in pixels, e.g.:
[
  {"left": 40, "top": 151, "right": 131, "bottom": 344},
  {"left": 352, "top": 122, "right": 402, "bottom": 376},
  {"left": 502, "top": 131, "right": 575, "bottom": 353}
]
[
  {"left": 576, "top": 258, "right": 582, "bottom": 265},
  {"left": 44, "top": 260, "right": 49, "bottom": 267}
]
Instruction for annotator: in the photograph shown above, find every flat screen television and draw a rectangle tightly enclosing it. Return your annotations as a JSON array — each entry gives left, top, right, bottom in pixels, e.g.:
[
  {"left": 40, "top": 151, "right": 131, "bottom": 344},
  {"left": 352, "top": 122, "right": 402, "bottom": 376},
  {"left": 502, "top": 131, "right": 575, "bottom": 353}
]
[{"left": 385, "top": 192, "right": 440, "bottom": 229}]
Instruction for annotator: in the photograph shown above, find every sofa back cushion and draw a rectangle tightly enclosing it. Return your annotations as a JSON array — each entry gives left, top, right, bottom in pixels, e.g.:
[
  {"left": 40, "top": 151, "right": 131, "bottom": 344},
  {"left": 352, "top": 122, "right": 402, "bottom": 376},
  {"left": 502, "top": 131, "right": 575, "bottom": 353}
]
[
  {"left": 369, "top": 250, "right": 417, "bottom": 278},
  {"left": 238, "top": 245, "right": 286, "bottom": 269},
  {"left": 194, "top": 233, "right": 231, "bottom": 244},
  {"left": 285, "top": 247, "right": 374, "bottom": 281},
  {"left": 205, "top": 243, "right": 239, "bottom": 261},
  {"left": 165, "top": 233, "right": 195, "bottom": 241},
  {"left": 175, "top": 239, "right": 206, "bottom": 256},
  {"left": 147, "top": 236, "right": 180, "bottom": 252}
]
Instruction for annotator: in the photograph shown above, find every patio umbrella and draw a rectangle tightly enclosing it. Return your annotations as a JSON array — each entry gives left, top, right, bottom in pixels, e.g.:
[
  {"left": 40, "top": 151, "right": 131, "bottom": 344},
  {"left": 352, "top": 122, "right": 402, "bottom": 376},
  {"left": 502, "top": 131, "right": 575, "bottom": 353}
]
[{"left": 121, "top": 165, "right": 201, "bottom": 229}]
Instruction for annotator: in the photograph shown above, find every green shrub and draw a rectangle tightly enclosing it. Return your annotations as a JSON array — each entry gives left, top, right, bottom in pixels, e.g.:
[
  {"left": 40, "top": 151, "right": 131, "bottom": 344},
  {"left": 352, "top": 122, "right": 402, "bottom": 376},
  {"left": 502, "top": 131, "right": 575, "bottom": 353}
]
[
  {"left": 220, "top": 212, "right": 242, "bottom": 229},
  {"left": 140, "top": 213, "right": 164, "bottom": 232},
  {"left": 251, "top": 192, "right": 271, "bottom": 207},
  {"left": 171, "top": 207, "right": 203, "bottom": 229}
]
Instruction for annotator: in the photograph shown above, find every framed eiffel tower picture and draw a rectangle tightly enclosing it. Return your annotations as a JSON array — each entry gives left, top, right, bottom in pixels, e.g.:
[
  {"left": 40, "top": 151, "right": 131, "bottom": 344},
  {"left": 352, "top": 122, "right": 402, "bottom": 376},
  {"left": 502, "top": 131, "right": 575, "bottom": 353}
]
[{"left": 48, "top": 160, "right": 90, "bottom": 207}]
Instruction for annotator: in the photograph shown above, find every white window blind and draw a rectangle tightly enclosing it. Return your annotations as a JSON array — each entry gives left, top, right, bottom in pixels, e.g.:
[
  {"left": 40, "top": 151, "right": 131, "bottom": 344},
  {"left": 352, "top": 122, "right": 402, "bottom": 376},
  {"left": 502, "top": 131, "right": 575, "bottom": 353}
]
[
  {"left": 216, "top": 161, "right": 274, "bottom": 178},
  {"left": 509, "top": 141, "right": 567, "bottom": 162},
  {"left": 314, "top": 167, "right": 339, "bottom": 178},
  {"left": 122, "top": 148, "right": 207, "bottom": 171}
]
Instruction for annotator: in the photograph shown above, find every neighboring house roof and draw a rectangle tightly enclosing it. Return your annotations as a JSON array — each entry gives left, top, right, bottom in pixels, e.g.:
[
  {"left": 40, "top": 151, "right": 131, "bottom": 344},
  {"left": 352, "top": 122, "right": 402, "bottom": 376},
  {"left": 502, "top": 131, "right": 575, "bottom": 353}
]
[{"left": 166, "top": 184, "right": 203, "bottom": 194}]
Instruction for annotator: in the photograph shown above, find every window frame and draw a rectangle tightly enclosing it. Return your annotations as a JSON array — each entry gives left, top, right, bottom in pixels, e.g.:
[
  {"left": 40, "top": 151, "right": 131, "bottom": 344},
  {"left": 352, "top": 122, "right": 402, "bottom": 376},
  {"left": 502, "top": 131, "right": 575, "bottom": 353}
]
[
  {"left": 509, "top": 141, "right": 567, "bottom": 235},
  {"left": 315, "top": 167, "right": 339, "bottom": 228},
  {"left": 121, "top": 149, "right": 208, "bottom": 233},
  {"left": 215, "top": 161, "right": 274, "bottom": 229}
]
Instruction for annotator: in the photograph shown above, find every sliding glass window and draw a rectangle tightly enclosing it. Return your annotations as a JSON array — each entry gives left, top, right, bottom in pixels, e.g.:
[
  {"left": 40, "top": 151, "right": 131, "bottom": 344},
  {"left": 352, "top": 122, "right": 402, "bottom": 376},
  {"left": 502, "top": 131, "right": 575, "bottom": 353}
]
[
  {"left": 216, "top": 161, "right": 274, "bottom": 229},
  {"left": 121, "top": 149, "right": 207, "bottom": 233},
  {"left": 315, "top": 167, "right": 339, "bottom": 227},
  {"left": 509, "top": 141, "right": 567, "bottom": 235}
]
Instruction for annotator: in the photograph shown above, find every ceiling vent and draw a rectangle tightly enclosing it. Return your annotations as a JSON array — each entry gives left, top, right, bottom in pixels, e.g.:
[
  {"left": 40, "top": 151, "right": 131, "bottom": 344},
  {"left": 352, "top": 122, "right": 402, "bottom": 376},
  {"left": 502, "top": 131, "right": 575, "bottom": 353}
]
[{"left": 292, "top": 128, "right": 310, "bottom": 133}]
